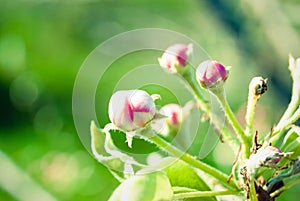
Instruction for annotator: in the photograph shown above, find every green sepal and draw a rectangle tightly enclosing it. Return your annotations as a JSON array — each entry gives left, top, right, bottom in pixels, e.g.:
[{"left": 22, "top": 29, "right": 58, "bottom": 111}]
[{"left": 90, "top": 121, "right": 145, "bottom": 181}]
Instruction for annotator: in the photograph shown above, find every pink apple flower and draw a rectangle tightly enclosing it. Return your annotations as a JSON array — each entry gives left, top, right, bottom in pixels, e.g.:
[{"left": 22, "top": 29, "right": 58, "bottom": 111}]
[{"left": 158, "top": 44, "right": 193, "bottom": 73}]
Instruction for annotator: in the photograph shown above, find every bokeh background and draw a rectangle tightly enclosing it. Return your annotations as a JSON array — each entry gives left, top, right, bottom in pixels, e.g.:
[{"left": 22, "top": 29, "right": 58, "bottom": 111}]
[{"left": 1, "top": 0, "right": 300, "bottom": 200}]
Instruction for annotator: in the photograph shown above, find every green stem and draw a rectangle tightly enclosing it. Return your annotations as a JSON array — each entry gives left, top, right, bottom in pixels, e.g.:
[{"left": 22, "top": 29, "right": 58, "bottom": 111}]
[
  {"left": 276, "top": 56, "right": 300, "bottom": 129},
  {"left": 173, "top": 190, "right": 239, "bottom": 200},
  {"left": 271, "top": 106, "right": 300, "bottom": 144},
  {"left": 182, "top": 68, "right": 240, "bottom": 152},
  {"left": 245, "top": 77, "right": 267, "bottom": 138},
  {"left": 181, "top": 67, "right": 209, "bottom": 109},
  {"left": 172, "top": 186, "right": 198, "bottom": 194},
  {"left": 214, "top": 88, "right": 250, "bottom": 157},
  {"left": 147, "top": 134, "right": 239, "bottom": 190},
  {"left": 270, "top": 176, "right": 300, "bottom": 198},
  {"left": 245, "top": 94, "right": 259, "bottom": 138},
  {"left": 277, "top": 88, "right": 299, "bottom": 127},
  {"left": 249, "top": 179, "right": 258, "bottom": 201}
]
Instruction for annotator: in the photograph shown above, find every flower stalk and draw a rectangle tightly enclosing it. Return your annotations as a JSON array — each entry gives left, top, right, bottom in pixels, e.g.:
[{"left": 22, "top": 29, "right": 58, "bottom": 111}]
[
  {"left": 271, "top": 106, "right": 300, "bottom": 144},
  {"left": 173, "top": 190, "right": 240, "bottom": 200},
  {"left": 145, "top": 133, "right": 239, "bottom": 190},
  {"left": 182, "top": 67, "right": 240, "bottom": 151},
  {"left": 245, "top": 77, "right": 268, "bottom": 137},
  {"left": 195, "top": 60, "right": 249, "bottom": 155},
  {"left": 276, "top": 55, "right": 300, "bottom": 129},
  {"left": 248, "top": 179, "right": 258, "bottom": 201},
  {"left": 213, "top": 88, "right": 250, "bottom": 157}
]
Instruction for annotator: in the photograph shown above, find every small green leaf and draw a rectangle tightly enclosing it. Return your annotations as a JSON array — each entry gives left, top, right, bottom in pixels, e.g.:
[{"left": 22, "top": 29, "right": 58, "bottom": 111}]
[
  {"left": 163, "top": 157, "right": 216, "bottom": 201},
  {"left": 108, "top": 171, "right": 173, "bottom": 201}
]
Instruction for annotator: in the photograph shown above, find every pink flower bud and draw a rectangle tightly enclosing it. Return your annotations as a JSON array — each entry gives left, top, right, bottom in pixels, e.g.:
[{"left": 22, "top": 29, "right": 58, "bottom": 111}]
[
  {"left": 158, "top": 44, "right": 193, "bottom": 73},
  {"left": 160, "top": 104, "right": 183, "bottom": 127},
  {"left": 108, "top": 90, "right": 156, "bottom": 132},
  {"left": 152, "top": 102, "right": 194, "bottom": 139},
  {"left": 151, "top": 104, "right": 183, "bottom": 138},
  {"left": 196, "top": 60, "right": 227, "bottom": 88}
]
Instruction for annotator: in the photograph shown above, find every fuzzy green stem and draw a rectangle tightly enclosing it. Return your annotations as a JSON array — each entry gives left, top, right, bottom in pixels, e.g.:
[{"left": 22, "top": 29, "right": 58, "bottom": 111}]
[
  {"left": 245, "top": 94, "right": 259, "bottom": 138},
  {"left": 147, "top": 134, "right": 239, "bottom": 190},
  {"left": 245, "top": 77, "right": 267, "bottom": 138},
  {"left": 213, "top": 88, "right": 250, "bottom": 157},
  {"left": 270, "top": 176, "right": 300, "bottom": 198},
  {"left": 182, "top": 68, "right": 240, "bottom": 152},
  {"left": 181, "top": 67, "right": 209, "bottom": 109},
  {"left": 173, "top": 190, "right": 239, "bottom": 200}
]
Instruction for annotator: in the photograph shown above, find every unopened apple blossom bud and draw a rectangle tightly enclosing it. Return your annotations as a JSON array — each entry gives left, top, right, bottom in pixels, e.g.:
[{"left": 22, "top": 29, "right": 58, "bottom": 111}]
[
  {"left": 196, "top": 60, "right": 227, "bottom": 88},
  {"left": 152, "top": 102, "right": 194, "bottom": 139},
  {"left": 160, "top": 104, "right": 183, "bottom": 127},
  {"left": 108, "top": 90, "right": 156, "bottom": 132},
  {"left": 158, "top": 44, "right": 193, "bottom": 73},
  {"left": 152, "top": 104, "right": 182, "bottom": 136}
]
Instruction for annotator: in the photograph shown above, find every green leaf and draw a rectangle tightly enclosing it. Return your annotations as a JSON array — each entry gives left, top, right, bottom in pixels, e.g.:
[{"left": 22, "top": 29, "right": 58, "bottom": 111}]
[
  {"left": 281, "top": 126, "right": 300, "bottom": 159},
  {"left": 163, "top": 157, "right": 216, "bottom": 201},
  {"left": 281, "top": 126, "right": 300, "bottom": 151},
  {"left": 283, "top": 140, "right": 300, "bottom": 158},
  {"left": 108, "top": 171, "right": 173, "bottom": 201}
]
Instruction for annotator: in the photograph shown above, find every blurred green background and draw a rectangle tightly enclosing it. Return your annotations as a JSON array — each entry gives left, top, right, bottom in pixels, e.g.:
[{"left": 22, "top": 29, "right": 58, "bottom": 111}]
[{"left": 1, "top": 0, "right": 300, "bottom": 200}]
